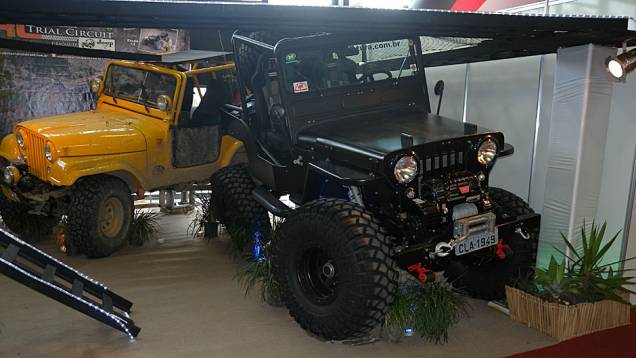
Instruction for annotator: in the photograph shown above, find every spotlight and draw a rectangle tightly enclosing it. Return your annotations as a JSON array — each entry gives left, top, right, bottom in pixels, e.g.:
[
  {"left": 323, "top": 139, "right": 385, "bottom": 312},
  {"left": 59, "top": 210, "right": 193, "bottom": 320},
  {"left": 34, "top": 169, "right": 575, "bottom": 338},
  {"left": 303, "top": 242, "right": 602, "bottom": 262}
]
[{"left": 606, "top": 48, "right": 636, "bottom": 81}]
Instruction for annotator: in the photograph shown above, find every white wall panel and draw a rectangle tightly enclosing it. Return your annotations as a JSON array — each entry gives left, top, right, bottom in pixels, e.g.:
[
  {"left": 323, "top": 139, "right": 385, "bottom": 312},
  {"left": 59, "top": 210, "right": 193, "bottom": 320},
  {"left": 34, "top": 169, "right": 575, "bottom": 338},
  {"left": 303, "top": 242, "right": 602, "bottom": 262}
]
[
  {"left": 528, "top": 54, "right": 556, "bottom": 214},
  {"left": 626, "top": 192, "right": 636, "bottom": 304},
  {"left": 596, "top": 73, "right": 636, "bottom": 265},
  {"left": 464, "top": 57, "right": 542, "bottom": 202}
]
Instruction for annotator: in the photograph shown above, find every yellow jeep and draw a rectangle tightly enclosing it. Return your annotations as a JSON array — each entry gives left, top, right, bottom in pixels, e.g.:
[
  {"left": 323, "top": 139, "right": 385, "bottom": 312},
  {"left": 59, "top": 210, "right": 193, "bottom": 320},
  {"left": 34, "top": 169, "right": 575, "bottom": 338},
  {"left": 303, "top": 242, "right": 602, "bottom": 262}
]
[{"left": 0, "top": 52, "right": 242, "bottom": 257}]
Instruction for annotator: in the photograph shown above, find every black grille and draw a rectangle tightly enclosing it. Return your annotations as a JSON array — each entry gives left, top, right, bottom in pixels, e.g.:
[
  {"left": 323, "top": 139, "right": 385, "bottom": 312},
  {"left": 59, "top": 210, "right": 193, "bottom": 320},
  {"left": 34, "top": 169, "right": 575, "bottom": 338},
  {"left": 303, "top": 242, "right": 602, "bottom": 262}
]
[{"left": 420, "top": 143, "right": 469, "bottom": 178}]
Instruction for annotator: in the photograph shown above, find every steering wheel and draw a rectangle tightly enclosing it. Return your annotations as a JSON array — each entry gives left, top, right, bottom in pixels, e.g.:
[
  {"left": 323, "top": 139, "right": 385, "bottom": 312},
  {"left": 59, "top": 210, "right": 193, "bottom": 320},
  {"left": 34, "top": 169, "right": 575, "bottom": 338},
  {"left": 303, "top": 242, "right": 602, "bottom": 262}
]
[{"left": 362, "top": 70, "right": 393, "bottom": 83}]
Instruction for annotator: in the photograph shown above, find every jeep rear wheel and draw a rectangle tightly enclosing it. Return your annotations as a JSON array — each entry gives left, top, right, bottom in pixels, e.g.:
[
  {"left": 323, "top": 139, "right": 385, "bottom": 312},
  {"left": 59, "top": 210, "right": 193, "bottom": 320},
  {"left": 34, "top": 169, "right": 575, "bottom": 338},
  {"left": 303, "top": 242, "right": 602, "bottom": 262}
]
[
  {"left": 272, "top": 199, "right": 398, "bottom": 341},
  {"left": 66, "top": 176, "right": 133, "bottom": 258},
  {"left": 0, "top": 192, "right": 57, "bottom": 243},
  {"left": 444, "top": 187, "right": 536, "bottom": 300},
  {"left": 210, "top": 164, "right": 270, "bottom": 253}
]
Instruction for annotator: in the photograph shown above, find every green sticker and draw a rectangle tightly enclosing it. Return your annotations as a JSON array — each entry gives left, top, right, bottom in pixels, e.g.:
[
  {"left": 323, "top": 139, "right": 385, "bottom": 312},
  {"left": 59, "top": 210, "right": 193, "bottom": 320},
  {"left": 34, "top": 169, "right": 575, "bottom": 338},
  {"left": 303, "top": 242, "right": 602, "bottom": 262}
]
[{"left": 285, "top": 53, "right": 297, "bottom": 63}]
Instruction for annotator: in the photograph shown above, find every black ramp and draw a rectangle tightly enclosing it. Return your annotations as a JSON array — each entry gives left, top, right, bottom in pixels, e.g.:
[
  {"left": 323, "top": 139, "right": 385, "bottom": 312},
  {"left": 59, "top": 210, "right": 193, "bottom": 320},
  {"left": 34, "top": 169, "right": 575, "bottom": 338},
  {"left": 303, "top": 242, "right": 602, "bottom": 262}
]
[{"left": 0, "top": 229, "right": 140, "bottom": 338}]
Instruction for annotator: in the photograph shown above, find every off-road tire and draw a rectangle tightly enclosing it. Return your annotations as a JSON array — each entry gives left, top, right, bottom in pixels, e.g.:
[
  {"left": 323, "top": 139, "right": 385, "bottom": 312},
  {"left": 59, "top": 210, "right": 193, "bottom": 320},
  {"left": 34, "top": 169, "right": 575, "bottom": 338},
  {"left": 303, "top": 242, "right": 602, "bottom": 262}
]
[
  {"left": 272, "top": 198, "right": 398, "bottom": 341},
  {"left": 66, "top": 176, "right": 133, "bottom": 258},
  {"left": 210, "top": 164, "right": 270, "bottom": 251},
  {"left": 444, "top": 187, "right": 536, "bottom": 300},
  {"left": 0, "top": 193, "right": 57, "bottom": 243}
]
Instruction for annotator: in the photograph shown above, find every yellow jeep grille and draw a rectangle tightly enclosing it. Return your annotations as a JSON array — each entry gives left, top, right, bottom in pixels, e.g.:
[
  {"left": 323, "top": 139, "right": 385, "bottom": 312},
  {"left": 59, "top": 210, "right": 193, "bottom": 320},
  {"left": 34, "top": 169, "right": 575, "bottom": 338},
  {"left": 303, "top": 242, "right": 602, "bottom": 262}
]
[{"left": 23, "top": 130, "right": 48, "bottom": 180}]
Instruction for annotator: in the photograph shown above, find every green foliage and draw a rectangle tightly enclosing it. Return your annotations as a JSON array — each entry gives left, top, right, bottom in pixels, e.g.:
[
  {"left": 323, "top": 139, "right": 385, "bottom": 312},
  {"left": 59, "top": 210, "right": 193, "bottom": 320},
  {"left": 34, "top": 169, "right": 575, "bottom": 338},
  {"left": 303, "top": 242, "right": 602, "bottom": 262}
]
[
  {"left": 528, "top": 220, "right": 635, "bottom": 305},
  {"left": 533, "top": 257, "right": 577, "bottom": 304},
  {"left": 128, "top": 210, "right": 160, "bottom": 246},
  {"left": 234, "top": 254, "right": 279, "bottom": 303},
  {"left": 384, "top": 279, "right": 469, "bottom": 344},
  {"left": 233, "top": 218, "right": 283, "bottom": 305},
  {"left": 221, "top": 222, "right": 250, "bottom": 258},
  {"left": 187, "top": 191, "right": 213, "bottom": 239}
]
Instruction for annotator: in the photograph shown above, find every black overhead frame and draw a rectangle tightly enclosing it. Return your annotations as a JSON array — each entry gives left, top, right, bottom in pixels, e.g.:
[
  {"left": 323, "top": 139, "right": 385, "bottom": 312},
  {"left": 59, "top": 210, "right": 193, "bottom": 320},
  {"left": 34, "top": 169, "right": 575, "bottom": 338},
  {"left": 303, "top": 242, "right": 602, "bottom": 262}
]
[
  {"left": 0, "top": 229, "right": 141, "bottom": 338},
  {"left": 0, "top": 1, "right": 634, "bottom": 65}
]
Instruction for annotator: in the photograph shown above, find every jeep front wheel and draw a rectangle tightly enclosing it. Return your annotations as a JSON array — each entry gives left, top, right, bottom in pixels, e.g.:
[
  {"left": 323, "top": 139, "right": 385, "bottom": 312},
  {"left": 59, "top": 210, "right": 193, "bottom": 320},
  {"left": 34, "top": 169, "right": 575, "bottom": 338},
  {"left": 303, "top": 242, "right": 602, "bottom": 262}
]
[
  {"left": 273, "top": 198, "right": 398, "bottom": 341},
  {"left": 444, "top": 187, "right": 536, "bottom": 300},
  {"left": 0, "top": 192, "right": 57, "bottom": 243},
  {"left": 66, "top": 176, "right": 133, "bottom": 258}
]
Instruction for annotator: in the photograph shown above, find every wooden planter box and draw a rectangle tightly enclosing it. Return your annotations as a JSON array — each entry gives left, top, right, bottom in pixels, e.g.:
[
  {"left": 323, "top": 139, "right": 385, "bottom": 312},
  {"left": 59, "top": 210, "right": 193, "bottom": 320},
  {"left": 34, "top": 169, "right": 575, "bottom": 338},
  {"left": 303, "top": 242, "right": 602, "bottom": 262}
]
[{"left": 505, "top": 286, "right": 631, "bottom": 341}]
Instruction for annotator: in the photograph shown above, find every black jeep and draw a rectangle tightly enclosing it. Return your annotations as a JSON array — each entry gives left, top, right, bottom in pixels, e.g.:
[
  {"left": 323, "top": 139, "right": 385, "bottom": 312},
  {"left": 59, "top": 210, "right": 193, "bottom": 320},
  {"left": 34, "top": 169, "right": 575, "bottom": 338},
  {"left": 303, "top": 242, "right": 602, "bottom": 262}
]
[{"left": 212, "top": 32, "right": 540, "bottom": 341}]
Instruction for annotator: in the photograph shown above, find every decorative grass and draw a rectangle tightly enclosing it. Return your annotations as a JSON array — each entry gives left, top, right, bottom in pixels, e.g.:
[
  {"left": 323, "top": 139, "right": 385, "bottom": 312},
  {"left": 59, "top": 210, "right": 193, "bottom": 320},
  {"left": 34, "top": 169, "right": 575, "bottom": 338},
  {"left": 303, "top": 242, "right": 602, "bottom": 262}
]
[
  {"left": 187, "top": 190, "right": 214, "bottom": 239},
  {"left": 128, "top": 210, "right": 160, "bottom": 246},
  {"left": 384, "top": 279, "right": 470, "bottom": 344},
  {"left": 233, "top": 217, "right": 284, "bottom": 306}
]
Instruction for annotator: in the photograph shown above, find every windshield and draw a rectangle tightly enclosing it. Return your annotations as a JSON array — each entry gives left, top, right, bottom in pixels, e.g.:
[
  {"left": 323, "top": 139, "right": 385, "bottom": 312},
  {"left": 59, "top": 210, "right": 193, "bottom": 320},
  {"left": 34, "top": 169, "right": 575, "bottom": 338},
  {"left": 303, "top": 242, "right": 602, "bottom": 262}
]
[
  {"left": 103, "top": 65, "right": 177, "bottom": 108},
  {"left": 281, "top": 38, "right": 418, "bottom": 94}
]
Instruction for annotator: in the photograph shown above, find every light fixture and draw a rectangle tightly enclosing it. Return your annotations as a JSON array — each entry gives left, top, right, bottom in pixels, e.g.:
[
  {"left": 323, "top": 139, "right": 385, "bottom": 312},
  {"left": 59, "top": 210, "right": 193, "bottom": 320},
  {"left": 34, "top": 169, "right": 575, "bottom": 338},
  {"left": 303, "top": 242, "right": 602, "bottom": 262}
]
[
  {"left": 394, "top": 155, "right": 418, "bottom": 184},
  {"left": 477, "top": 139, "right": 498, "bottom": 166},
  {"left": 606, "top": 48, "right": 636, "bottom": 81}
]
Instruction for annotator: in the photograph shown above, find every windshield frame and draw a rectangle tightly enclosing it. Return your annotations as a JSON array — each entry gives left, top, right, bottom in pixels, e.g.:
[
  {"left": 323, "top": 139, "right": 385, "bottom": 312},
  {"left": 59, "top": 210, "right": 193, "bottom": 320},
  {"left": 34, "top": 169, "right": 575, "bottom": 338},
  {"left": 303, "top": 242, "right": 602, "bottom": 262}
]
[
  {"left": 99, "top": 61, "right": 184, "bottom": 121},
  {"left": 274, "top": 34, "right": 424, "bottom": 97}
]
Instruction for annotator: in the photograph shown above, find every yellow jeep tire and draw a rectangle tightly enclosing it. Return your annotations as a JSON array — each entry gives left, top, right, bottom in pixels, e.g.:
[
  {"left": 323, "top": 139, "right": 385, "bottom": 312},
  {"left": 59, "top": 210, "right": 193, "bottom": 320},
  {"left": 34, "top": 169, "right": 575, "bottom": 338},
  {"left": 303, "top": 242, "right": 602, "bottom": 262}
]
[{"left": 66, "top": 176, "right": 133, "bottom": 258}]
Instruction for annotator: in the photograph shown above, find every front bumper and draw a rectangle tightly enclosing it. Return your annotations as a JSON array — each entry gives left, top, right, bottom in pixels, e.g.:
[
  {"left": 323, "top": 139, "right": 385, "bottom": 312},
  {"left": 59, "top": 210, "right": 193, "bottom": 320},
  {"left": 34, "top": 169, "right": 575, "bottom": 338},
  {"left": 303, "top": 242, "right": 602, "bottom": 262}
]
[
  {"left": 396, "top": 212, "right": 541, "bottom": 278},
  {"left": 0, "top": 162, "right": 61, "bottom": 204}
]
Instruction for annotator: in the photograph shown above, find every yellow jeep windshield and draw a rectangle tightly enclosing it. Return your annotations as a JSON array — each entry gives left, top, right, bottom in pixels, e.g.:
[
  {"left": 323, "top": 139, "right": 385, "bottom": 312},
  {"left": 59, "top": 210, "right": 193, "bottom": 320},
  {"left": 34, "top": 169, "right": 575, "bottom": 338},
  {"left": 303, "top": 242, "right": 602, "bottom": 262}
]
[{"left": 104, "top": 65, "right": 177, "bottom": 109}]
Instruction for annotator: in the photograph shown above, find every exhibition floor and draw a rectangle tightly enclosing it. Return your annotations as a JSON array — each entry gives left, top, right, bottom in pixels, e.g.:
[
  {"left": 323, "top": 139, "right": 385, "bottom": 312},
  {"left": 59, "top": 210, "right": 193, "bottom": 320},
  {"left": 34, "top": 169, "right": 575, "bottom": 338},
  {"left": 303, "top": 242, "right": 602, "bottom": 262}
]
[{"left": 0, "top": 210, "right": 581, "bottom": 357}]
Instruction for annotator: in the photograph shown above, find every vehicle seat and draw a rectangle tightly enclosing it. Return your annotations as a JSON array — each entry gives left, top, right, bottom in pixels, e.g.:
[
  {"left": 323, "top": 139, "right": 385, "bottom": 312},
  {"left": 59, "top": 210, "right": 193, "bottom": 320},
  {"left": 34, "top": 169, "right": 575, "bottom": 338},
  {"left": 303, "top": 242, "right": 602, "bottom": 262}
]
[
  {"left": 316, "top": 53, "right": 358, "bottom": 88},
  {"left": 189, "top": 78, "right": 228, "bottom": 128}
]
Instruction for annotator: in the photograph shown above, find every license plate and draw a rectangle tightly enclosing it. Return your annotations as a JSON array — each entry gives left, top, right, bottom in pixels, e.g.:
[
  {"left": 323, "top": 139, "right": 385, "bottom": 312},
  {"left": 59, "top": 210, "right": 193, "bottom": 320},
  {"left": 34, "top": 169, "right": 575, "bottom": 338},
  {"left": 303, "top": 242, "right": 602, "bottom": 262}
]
[{"left": 454, "top": 229, "right": 498, "bottom": 256}]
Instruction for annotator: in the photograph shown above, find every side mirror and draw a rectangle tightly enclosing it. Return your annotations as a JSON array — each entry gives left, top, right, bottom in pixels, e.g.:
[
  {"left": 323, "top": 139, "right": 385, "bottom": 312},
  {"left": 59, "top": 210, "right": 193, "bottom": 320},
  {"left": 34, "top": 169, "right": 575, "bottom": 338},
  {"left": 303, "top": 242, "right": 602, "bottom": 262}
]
[
  {"left": 434, "top": 80, "right": 445, "bottom": 116},
  {"left": 89, "top": 77, "right": 102, "bottom": 94},
  {"left": 157, "top": 95, "right": 172, "bottom": 112}
]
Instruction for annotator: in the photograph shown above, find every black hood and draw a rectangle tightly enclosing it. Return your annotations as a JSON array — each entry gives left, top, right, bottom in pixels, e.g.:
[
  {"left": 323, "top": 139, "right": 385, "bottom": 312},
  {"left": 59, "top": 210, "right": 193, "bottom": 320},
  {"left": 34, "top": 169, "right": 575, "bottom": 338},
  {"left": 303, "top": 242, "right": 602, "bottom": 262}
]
[{"left": 297, "top": 109, "right": 499, "bottom": 160}]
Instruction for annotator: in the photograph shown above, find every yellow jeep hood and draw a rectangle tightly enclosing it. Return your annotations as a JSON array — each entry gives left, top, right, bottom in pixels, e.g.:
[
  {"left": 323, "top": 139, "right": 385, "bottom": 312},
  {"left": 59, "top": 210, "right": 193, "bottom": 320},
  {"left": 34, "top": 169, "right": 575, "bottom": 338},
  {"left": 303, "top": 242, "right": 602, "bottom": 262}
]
[{"left": 18, "top": 110, "right": 148, "bottom": 157}]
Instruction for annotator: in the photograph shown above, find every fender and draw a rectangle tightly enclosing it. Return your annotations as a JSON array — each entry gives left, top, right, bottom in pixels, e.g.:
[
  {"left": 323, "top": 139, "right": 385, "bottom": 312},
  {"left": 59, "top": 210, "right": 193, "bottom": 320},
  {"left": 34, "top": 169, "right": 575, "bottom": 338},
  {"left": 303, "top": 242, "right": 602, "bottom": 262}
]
[
  {"left": 221, "top": 108, "right": 289, "bottom": 190},
  {"left": 48, "top": 153, "right": 147, "bottom": 192},
  {"left": 0, "top": 134, "right": 21, "bottom": 162},
  {"left": 217, "top": 135, "right": 244, "bottom": 168}
]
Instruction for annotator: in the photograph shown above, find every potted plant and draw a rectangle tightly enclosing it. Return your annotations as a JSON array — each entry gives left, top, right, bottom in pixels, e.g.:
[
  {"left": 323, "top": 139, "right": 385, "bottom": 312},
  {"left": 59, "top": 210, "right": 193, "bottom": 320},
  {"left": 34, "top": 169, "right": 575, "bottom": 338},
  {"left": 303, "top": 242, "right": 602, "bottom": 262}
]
[{"left": 506, "top": 221, "right": 634, "bottom": 341}]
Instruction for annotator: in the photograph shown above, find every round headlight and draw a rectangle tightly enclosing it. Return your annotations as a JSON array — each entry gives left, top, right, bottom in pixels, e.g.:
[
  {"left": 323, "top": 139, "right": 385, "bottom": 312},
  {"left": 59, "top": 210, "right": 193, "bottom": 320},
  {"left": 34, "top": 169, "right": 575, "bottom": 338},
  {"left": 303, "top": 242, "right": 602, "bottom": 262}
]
[
  {"left": 44, "top": 141, "right": 55, "bottom": 162},
  {"left": 157, "top": 95, "right": 171, "bottom": 112},
  {"left": 15, "top": 130, "right": 25, "bottom": 149},
  {"left": 394, "top": 155, "right": 418, "bottom": 184},
  {"left": 477, "top": 139, "right": 498, "bottom": 166}
]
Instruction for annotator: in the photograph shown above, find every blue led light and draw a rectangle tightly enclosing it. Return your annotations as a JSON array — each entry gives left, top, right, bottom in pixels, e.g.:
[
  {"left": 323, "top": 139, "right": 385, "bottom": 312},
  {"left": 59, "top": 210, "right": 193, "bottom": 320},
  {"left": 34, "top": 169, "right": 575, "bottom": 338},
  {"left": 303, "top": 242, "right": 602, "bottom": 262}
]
[
  {"left": 404, "top": 327, "right": 414, "bottom": 336},
  {"left": 252, "top": 230, "right": 266, "bottom": 262}
]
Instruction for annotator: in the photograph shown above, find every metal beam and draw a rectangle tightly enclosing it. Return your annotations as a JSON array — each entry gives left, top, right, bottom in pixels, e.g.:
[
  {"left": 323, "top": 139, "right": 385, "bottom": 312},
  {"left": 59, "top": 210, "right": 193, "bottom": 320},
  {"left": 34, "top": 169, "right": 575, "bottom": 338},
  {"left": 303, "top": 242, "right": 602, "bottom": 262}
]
[{"left": 0, "top": 1, "right": 632, "bottom": 40}]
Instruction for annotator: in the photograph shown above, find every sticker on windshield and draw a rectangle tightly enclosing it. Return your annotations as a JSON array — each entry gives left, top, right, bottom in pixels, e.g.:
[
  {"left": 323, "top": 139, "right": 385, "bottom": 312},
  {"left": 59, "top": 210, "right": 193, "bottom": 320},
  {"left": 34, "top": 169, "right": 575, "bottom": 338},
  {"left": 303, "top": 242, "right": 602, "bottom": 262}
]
[
  {"left": 293, "top": 81, "right": 309, "bottom": 94},
  {"left": 285, "top": 53, "right": 297, "bottom": 63}
]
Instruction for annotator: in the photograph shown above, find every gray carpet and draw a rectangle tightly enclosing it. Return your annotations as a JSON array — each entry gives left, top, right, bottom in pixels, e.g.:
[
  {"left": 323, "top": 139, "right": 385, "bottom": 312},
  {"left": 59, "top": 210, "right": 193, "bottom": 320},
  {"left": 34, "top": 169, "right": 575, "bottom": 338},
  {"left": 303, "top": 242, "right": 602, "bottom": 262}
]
[{"left": 0, "top": 210, "right": 555, "bottom": 357}]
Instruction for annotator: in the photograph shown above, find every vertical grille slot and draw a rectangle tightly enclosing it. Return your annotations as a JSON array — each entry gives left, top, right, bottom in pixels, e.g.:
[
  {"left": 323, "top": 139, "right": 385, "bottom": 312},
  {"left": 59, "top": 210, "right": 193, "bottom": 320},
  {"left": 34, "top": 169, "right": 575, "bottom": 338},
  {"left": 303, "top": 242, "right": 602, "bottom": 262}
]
[
  {"left": 420, "top": 143, "right": 469, "bottom": 178},
  {"left": 23, "top": 131, "right": 47, "bottom": 180}
]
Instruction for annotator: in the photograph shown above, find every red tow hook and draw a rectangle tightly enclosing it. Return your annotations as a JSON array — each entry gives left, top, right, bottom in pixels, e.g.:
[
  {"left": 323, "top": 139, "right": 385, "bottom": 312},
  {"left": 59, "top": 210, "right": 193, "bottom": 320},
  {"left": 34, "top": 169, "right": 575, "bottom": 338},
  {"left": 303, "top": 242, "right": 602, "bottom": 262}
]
[
  {"left": 495, "top": 240, "right": 512, "bottom": 260},
  {"left": 407, "top": 263, "right": 435, "bottom": 283}
]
